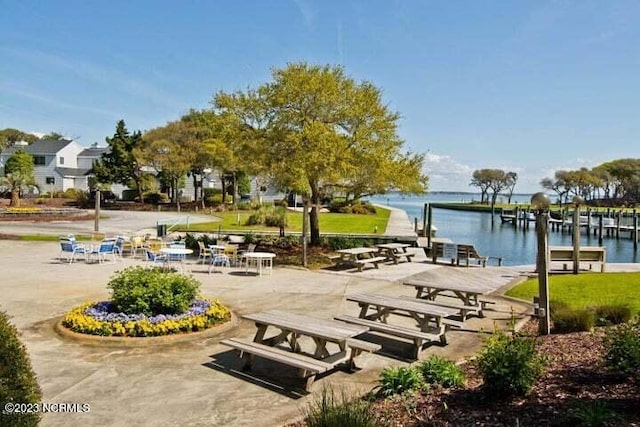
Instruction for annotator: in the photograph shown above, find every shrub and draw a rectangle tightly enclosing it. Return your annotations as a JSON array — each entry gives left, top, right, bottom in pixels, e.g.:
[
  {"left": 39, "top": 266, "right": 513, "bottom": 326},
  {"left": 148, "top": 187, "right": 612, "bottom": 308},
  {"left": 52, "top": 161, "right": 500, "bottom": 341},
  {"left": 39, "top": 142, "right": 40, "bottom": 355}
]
[
  {"left": 243, "top": 231, "right": 257, "bottom": 244},
  {"left": 328, "top": 200, "right": 377, "bottom": 215},
  {"left": 327, "top": 236, "right": 363, "bottom": 250},
  {"left": 143, "top": 192, "right": 169, "bottom": 204},
  {"left": 476, "top": 330, "right": 548, "bottom": 398},
  {"left": 303, "top": 386, "right": 378, "bottom": 427},
  {"left": 107, "top": 266, "right": 200, "bottom": 316},
  {"left": 121, "top": 189, "right": 137, "bottom": 201},
  {"left": 246, "top": 206, "right": 288, "bottom": 228},
  {"left": 417, "top": 355, "right": 464, "bottom": 388},
  {"left": 265, "top": 207, "right": 288, "bottom": 227},
  {"left": 552, "top": 308, "right": 595, "bottom": 333},
  {"left": 0, "top": 311, "right": 42, "bottom": 427},
  {"left": 594, "top": 304, "right": 633, "bottom": 326},
  {"left": 236, "top": 201, "right": 252, "bottom": 210},
  {"left": 62, "top": 188, "right": 83, "bottom": 199},
  {"left": 246, "top": 207, "right": 267, "bottom": 226},
  {"left": 377, "top": 366, "right": 424, "bottom": 397},
  {"left": 564, "top": 400, "right": 619, "bottom": 427},
  {"left": 602, "top": 317, "right": 640, "bottom": 378}
]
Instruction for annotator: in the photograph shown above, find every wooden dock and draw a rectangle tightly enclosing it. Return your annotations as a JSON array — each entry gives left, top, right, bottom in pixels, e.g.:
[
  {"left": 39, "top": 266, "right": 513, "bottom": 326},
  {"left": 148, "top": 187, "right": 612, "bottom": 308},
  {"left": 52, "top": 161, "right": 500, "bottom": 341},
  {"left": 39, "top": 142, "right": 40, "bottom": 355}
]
[{"left": 500, "top": 207, "right": 640, "bottom": 248}]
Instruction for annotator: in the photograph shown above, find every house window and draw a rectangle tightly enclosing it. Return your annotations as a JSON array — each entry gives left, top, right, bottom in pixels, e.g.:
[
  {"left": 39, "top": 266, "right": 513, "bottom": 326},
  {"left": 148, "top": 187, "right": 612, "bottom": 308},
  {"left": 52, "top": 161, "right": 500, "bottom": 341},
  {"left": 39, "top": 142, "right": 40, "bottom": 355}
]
[
  {"left": 59, "top": 157, "right": 64, "bottom": 165},
  {"left": 46, "top": 177, "right": 55, "bottom": 185},
  {"left": 33, "top": 156, "right": 46, "bottom": 166}
]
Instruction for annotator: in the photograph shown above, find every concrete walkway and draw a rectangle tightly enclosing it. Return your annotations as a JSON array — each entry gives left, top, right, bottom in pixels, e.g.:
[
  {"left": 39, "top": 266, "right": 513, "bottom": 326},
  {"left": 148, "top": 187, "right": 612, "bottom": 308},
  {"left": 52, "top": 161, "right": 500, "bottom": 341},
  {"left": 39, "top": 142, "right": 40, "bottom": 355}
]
[{"left": 1, "top": 239, "right": 533, "bottom": 427}]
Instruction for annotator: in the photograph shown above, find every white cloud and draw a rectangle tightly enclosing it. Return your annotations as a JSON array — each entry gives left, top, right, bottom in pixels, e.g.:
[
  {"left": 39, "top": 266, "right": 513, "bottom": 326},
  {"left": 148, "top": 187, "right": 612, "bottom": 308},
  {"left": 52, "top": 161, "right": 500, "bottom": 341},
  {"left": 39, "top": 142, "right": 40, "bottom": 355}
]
[
  {"left": 422, "top": 153, "right": 474, "bottom": 191},
  {"left": 292, "top": 0, "right": 315, "bottom": 29}
]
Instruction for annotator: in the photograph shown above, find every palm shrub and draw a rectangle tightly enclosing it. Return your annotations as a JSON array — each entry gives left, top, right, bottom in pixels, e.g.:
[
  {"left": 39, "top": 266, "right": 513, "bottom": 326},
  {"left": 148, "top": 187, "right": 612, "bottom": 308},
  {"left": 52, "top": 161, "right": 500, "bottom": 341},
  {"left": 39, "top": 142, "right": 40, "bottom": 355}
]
[
  {"left": 0, "top": 311, "right": 42, "bottom": 427},
  {"left": 552, "top": 308, "right": 595, "bottom": 333},
  {"left": 376, "top": 366, "right": 425, "bottom": 397},
  {"left": 417, "top": 355, "right": 464, "bottom": 388},
  {"left": 476, "top": 330, "right": 548, "bottom": 398},
  {"left": 303, "top": 386, "right": 378, "bottom": 427},
  {"left": 107, "top": 266, "right": 200, "bottom": 316},
  {"left": 602, "top": 316, "right": 640, "bottom": 378},
  {"left": 594, "top": 304, "right": 633, "bottom": 326}
]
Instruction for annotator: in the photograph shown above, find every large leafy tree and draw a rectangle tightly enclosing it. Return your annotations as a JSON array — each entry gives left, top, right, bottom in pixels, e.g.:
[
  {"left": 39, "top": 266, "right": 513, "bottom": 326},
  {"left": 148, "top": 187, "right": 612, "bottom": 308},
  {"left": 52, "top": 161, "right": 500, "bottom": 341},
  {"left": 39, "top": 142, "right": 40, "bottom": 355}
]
[
  {"left": 143, "top": 120, "right": 195, "bottom": 204},
  {"left": 215, "top": 63, "right": 427, "bottom": 245},
  {"left": 0, "top": 128, "right": 39, "bottom": 151},
  {"left": 93, "top": 120, "right": 148, "bottom": 202},
  {"left": 1, "top": 148, "right": 37, "bottom": 206}
]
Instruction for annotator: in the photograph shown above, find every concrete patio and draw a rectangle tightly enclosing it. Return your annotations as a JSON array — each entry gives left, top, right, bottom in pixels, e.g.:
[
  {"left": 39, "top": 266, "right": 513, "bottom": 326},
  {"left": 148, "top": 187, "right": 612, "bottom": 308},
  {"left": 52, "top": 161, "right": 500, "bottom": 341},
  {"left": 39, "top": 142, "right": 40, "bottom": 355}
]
[{"left": 1, "top": 238, "right": 538, "bottom": 427}]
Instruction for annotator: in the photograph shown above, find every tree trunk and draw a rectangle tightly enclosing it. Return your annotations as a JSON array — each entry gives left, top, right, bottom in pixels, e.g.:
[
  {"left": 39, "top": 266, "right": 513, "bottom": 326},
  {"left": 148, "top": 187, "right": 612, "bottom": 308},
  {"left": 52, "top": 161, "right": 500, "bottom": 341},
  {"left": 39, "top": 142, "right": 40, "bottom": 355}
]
[
  {"left": 136, "top": 179, "right": 144, "bottom": 204},
  {"left": 310, "top": 185, "right": 321, "bottom": 245},
  {"left": 9, "top": 191, "right": 19, "bottom": 207}
]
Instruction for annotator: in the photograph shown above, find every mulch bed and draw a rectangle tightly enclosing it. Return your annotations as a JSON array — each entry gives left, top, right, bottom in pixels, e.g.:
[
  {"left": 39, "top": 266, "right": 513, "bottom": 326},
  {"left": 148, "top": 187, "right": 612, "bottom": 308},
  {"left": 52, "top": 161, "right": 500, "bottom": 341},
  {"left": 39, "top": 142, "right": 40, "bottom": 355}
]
[{"left": 371, "top": 321, "right": 640, "bottom": 426}]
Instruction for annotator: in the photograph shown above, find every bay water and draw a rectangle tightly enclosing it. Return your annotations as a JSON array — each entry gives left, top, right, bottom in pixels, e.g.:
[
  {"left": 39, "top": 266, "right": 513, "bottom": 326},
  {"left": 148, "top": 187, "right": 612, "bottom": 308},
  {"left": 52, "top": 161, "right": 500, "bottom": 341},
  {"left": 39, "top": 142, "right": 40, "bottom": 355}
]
[{"left": 369, "top": 192, "right": 639, "bottom": 266}]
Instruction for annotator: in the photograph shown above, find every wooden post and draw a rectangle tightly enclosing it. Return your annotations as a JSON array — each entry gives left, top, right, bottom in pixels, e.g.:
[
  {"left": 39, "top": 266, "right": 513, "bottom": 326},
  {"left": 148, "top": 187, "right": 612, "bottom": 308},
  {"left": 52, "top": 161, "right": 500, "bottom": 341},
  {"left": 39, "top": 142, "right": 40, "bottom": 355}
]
[
  {"left": 573, "top": 207, "right": 580, "bottom": 274},
  {"left": 616, "top": 210, "right": 621, "bottom": 239},
  {"left": 94, "top": 189, "right": 100, "bottom": 232},
  {"left": 427, "top": 204, "right": 433, "bottom": 250},
  {"left": 632, "top": 209, "right": 638, "bottom": 250},
  {"left": 514, "top": 206, "right": 520, "bottom": 229},
  {"left": 422, "top": 203, "right": 428, "bottom": 237},
  {"left": 536, "top": 210, "right": 550, "bottom": 335},
  {"left": 598, "top": 215, "right": 603, "bottom": 246}
]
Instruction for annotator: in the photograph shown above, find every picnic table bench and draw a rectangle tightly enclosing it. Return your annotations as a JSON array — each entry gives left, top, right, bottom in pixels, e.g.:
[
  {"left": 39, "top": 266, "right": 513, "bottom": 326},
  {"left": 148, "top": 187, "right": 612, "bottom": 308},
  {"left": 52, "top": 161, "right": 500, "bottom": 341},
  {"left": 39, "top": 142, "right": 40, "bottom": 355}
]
[
  {"left": 221, "top": 309, "right": 379, "bottom": 391},
  {"left": 403, "top": 279, "right": 493, "bottom": 319},
  {"left": 375, "top": 243, "right": 415, "bottom": 264},
  {"left": 333, "top": 247, "right": 388, "bottom": 272},
  {"left": 339, "top": 293, "right": 460, "bottom": 358}
]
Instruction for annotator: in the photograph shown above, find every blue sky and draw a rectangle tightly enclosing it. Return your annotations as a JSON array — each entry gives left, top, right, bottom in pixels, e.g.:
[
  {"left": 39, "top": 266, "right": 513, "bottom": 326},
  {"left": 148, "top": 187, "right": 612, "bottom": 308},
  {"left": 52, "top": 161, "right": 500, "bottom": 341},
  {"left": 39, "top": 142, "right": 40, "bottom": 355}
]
[{"left": 1, "top": 1, "right": 639, "bottom": 193}]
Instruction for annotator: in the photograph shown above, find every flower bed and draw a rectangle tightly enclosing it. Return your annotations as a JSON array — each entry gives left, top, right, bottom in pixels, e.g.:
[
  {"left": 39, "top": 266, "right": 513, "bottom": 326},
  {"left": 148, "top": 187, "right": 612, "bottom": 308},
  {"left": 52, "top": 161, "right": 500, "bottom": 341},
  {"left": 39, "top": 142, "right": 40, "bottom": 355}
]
[{"left": 62, "top": 298, "right": 231, "bottom": 337}]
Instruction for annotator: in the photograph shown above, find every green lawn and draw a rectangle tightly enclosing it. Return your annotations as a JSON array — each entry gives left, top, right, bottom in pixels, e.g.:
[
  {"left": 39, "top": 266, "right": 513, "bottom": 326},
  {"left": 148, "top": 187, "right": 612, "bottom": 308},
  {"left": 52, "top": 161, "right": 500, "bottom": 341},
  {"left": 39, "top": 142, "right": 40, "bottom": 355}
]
[
  {"left": 180, "top": 207, "right": 391, "bottom": 234},
  {"left": 506, "top": 272, "right": 640, "bottom": 314}
]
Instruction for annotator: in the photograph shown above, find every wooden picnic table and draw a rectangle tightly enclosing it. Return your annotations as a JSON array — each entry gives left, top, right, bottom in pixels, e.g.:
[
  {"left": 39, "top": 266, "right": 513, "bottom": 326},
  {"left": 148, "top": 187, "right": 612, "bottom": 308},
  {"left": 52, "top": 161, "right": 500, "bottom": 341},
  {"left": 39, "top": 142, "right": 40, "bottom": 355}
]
[
  {"left": 403, "top": 279, "right": 492, "bottom": 313},
  {"left": 221, "top": 309, "right": 380, "bottom": 390},
  {"left": 333, "top": 247, "right": 388, "bottom": 272},
  {"left": 339, "top": 293, "right": 460, "bottom": 358},
  {"left": 375, "top": 243, "right": 415, "bottom": 264}
]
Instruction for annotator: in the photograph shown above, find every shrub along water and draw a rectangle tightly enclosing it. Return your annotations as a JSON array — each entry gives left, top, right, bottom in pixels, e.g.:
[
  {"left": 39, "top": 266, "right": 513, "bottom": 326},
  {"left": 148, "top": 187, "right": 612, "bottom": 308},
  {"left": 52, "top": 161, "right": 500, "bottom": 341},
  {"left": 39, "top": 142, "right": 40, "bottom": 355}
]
[{"left": 0, "top": 311, "right": 42, "bottom": 427}]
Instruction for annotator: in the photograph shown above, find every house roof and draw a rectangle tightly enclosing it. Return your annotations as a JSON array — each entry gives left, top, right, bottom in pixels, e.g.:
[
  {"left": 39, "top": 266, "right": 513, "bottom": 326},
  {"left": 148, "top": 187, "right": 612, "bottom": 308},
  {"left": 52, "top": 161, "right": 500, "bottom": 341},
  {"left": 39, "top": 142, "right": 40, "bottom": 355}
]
[
  {"left": 55, "top": 167, "right": 91, "bottom": 177},
  {"left": 78, "top": 147, "right": 109, "bottom": 157},
  {"left": 2, "top": 139, "right": 75, "bottom": 156}
]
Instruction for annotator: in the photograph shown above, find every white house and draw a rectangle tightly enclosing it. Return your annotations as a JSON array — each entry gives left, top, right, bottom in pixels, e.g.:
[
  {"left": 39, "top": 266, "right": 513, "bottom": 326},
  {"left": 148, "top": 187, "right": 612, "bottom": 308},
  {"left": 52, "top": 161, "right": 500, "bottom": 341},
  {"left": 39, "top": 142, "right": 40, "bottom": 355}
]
[
  {"left": 0, "top": 139, "right": 266, "bottom": 202},
  {"left": 0, "top": 139, "right": 104, "bottom": 194}
]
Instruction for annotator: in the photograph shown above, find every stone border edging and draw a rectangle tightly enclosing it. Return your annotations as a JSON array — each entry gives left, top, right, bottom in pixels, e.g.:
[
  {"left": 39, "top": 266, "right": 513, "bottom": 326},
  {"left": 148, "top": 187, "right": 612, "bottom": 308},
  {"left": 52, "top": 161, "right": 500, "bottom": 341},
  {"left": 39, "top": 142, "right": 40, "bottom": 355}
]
[{"left": 54, "top": 311, "right": 238, "bottom": 347}]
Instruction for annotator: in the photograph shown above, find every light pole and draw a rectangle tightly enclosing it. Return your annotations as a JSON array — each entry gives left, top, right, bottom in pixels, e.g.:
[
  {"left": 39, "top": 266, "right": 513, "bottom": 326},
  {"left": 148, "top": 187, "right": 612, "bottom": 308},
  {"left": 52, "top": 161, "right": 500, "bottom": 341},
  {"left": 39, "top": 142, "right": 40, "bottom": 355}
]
[
  {"left": 531, "top": 192, "right": 551, "bottom": 335},
  {"left": 572, "top": 196, "right": 584, "bottom": 274}
]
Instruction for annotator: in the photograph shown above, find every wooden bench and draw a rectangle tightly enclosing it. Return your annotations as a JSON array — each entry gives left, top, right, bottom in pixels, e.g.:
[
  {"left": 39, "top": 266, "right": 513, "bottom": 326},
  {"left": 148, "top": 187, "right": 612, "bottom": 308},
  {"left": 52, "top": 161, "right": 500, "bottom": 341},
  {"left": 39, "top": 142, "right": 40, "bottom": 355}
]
[
  {"left": 549, "top": 246, "right": 606, "bottom": 272},
  {"left": 398, "top": 296, "right": 483, "bottom": 321},
  {"left": 430, "top": 242, "right": 502, "bottom": 267},
  {"left": 221, "top": 338, "right": 333, "bottom": 391},
  {"left": 335, "top": 315, "right": 443, "bottom": 359},
  {"left": 354, "top": 256, "right": 388, "bottom": 272}
]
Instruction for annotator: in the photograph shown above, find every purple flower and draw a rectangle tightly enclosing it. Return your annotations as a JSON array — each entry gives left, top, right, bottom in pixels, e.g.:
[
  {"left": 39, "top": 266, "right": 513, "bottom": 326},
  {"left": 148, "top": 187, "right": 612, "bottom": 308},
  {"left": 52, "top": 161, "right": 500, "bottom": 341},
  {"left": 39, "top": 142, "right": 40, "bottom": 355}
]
[{"left": 84, "top": 299, "right": 212, "bottom": 324}]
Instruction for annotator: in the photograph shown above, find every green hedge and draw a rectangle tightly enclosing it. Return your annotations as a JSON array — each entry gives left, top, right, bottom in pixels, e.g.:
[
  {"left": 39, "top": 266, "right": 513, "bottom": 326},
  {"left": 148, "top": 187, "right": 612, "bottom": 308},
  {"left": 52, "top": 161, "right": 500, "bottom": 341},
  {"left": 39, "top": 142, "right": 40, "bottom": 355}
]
[{"left": 0, "top": 311, "right": 42, "bottom": 427}]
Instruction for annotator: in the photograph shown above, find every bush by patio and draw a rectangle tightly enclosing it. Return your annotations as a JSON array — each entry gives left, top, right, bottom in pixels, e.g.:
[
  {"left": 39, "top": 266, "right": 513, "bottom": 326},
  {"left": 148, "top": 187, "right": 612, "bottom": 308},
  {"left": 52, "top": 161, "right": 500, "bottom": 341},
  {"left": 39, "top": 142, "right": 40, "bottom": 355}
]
[
  {"left": 107, "top": 266, "right": 199, "bottom": 316},
  {"left": 0, "top": 311, "right": 42, "bottom": 427},
  {"left": 476, "top": 330, "right": 548, "bottom": 398}
]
